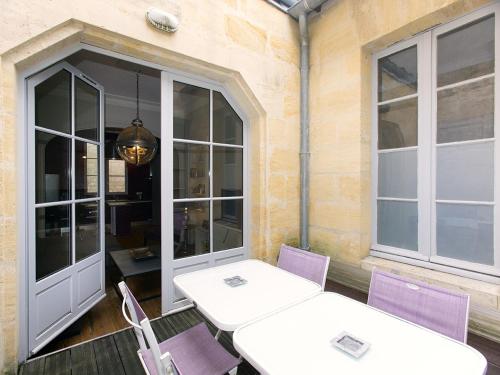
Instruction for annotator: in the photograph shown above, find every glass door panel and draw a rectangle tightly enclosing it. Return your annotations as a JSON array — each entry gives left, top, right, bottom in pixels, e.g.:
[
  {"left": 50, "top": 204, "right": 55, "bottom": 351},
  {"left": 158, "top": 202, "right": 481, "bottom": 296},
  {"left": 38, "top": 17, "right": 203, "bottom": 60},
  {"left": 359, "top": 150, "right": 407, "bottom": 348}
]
[
  {"left": 35, "top": 69, "right": 71, "bottom": 134},
  {"left": 213, "top": 146, "right": 243, "bottom": 197},
  {"left": 35, "top": 205, "right": 72, "bottom": 280},
  {"left": 28, "top": 62, "right": 105, "bottom": 354},
  {"left": 173, "top": 82, "right": 210, "bottom": 141},
  {"left": 173, "top": 201, "right": 210, "bottom": 259},
  {"left": 75, "top": 77, "right": 100, "bottom": 140},
  {"left": 35, "top": 131, "right": 71, "bottom": 203}
]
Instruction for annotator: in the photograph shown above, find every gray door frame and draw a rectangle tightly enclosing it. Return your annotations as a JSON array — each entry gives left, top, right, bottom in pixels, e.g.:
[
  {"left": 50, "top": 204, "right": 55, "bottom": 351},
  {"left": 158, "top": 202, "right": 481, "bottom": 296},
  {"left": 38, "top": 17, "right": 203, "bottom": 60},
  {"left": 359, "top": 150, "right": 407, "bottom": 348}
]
[{"left": 26, "top": 61, "right": 106, "bottom": 355}]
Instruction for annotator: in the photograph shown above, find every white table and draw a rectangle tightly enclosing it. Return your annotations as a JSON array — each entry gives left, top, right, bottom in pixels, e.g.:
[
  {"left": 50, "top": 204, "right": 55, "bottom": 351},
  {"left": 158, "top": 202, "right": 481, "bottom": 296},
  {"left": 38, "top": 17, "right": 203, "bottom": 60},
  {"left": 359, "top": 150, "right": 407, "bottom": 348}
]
[
  {"left": 233, "top": 293, "right": 487, "bottom": 375},
  {"left": 173, "top": 259, "right": 322, "bottom": 331}
]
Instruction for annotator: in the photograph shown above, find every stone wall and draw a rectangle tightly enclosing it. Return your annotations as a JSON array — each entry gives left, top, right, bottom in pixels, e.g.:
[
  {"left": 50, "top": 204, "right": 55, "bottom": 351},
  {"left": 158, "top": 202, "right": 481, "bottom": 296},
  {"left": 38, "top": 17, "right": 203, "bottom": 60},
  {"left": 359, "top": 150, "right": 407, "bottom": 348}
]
[
  {"left": 308, "top": 0, "right": 490, "bottom": 268},
  {"left": 0, "top": 0, "right": 300, "bottom": 371}
]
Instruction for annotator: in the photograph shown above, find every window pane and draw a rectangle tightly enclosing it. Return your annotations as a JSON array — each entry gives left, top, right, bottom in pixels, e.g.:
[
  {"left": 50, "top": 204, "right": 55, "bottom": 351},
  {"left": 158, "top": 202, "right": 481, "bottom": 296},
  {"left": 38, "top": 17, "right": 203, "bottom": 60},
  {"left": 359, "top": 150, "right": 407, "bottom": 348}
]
[
  {"left": 107, "top": 159, "right": 126, "bottom": 194},
  {"left": 173, "top": 82, "right": 209, "bottom": 142},
  {"left": 76, "top": 201, "right": 100, "bottom": 262},
  {"left": 436, "top": 203, "right": 493, "bottom": 265},
  {"left": 378, "top": 149, "right": 417, "bottom": 198},
  {"left": 35, "top": 69, "right": 71, "bottom": 134},
  {"left": 213, "top": 146, "right": 243, "bottom": 197},
  {"left": 437, "top": 142, "right": 494, "bottom": 201},
  {"left": 213, "top": 199, "right": 243, "bottom": 251},
  {"left": 75, "top": 77, "right": 99, "bottom": 141},
  {"left": 437, "top": 15, "right": 494, "bottom": 87},
  {"left": 378, "top": 98, "right": 417, "bottom": 149},
  {"left": 213, "top": 91, "right": 243, "bottom": 145},
  {"left": 173, "top": 143, "right": 209, "bottom": 199},
  {"left": 377, "top": 200, "right": 418, "bottom": 251},
  {"left": 36, "top": 131, "right": 71, "bottom": 203},
  {"left": 378, "top": 46, "right": 417, "bottom": 102},
  {"left": 174, "top": 201, "right": 209, "bottom": 259},
  {"left": 108, "top": 176, "right": 126, "bottom": 193},
  {"left": 75, "top": 142, "right": 99, "bottom": 199},
  {"left": 36, "top": 205, "right": 72, "bottom": 280},
  {"left": 437, "top": 77, "right": 493, "bottom": 143}
]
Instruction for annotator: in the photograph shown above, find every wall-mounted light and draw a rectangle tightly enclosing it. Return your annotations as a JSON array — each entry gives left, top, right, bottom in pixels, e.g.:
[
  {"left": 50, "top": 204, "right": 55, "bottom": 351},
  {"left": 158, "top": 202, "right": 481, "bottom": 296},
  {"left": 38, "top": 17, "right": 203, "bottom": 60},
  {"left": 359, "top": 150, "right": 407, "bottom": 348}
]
[{"left": 146, "top": 8, "right": 179, "bottom": 32}]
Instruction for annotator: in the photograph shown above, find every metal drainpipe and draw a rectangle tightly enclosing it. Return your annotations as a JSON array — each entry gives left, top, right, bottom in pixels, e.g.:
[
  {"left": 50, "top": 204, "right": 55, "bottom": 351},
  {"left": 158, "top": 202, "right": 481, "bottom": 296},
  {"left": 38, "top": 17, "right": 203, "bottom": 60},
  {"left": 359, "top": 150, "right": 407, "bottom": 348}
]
[{"left": 299, "top": 12, "right": 310, "bottom": 250}]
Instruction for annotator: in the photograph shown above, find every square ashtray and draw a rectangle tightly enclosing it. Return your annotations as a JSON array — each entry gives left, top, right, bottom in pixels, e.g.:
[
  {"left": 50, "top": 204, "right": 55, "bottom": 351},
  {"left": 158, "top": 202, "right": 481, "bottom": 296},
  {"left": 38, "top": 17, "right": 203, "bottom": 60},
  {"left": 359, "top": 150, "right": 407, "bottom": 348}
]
[
  {"left": 331, "top": 331, "right": 370, "bottom": 358},
  {"left": 224, "top": 275, "right": 247, "bottom": 287}
]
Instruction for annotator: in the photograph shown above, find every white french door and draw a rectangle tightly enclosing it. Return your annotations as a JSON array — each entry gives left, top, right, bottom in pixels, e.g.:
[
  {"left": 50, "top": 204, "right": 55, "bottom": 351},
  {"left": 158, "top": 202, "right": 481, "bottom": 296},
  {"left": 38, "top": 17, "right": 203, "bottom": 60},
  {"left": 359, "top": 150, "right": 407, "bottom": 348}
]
[
  {"left": 27, "top": 62, "right": 105, "bottom": 354},
  {"left": 161, "top": 73, "right": 248, "bottom": 312}
]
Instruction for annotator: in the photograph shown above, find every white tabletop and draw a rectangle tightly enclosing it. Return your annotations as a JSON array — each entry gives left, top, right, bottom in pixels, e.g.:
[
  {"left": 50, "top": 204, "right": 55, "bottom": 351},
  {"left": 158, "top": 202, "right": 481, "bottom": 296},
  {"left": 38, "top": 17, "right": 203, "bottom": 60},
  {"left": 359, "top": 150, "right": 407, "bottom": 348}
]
[
  {"left": 233, "top": 292, "right": 487, "bottom": 375},
  {"left": 173, "top": 259, "right": 322, "bottom": 331}
]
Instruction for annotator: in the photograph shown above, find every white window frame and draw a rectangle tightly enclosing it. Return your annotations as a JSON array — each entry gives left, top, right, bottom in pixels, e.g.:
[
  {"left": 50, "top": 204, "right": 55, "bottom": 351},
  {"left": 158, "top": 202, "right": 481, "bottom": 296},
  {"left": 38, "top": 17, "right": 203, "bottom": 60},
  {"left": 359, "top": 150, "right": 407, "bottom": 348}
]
[{"left": 371, "top": 3, "right": 500, "bottom": 279}]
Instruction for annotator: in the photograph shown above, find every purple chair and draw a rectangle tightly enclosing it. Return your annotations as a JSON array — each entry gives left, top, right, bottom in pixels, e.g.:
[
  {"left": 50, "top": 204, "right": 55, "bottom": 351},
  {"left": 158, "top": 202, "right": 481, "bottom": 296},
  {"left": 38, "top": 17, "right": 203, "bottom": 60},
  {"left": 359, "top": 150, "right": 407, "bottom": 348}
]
[
  {"left": 367, "top": 269, "right": 470, "bottom": 342},
  {"left": 118, "top": 281, "right": 240, "bottom": 375},
  {"left": 277, "top": 244, "right": 330, "bottom": 290}
]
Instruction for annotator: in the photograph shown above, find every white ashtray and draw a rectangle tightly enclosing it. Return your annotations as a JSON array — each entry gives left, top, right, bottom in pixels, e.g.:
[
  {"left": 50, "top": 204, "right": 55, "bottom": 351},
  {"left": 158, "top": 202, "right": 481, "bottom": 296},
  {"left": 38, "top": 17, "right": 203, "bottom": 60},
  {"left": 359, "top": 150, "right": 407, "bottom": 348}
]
[
  {"left": 224, "top": 275, "right": 247, "bottom": 287},
  {"left": 331, "top": 331, "right": 370, "bottom": 358}
]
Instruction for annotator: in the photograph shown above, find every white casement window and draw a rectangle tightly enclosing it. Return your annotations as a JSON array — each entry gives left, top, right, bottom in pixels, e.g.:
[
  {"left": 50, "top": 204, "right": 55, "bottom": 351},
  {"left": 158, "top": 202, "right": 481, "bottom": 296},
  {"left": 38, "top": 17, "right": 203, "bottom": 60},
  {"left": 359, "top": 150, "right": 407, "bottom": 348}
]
[{"left": 372, "top": 4, "right": 500, "bottom": 277}]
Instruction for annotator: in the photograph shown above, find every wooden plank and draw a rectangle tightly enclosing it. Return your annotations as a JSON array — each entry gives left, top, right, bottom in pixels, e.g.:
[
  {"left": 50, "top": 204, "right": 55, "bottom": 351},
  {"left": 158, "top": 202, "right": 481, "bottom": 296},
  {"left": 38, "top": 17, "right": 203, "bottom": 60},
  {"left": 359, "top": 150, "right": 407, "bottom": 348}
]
[
  {"left": 70, "top": 342, "right": 98, "bottom": 375},
  {"left": 43, "top": 350, "right": 71, "bottom": 375},
  {"left": 19, "top": 357, "right": 46, "bottom": 375},
  {"left": 92, "top": 335, "right": 126, "bottom": 375},
  {"left": 113, "top": 329, "right": 144, "bottom": 375},
  {"left": 165, "top": 312, "right": 192, "bottom": 334},
  {"left": 151, "top": 317, "right": 177, "bottom": 342}
]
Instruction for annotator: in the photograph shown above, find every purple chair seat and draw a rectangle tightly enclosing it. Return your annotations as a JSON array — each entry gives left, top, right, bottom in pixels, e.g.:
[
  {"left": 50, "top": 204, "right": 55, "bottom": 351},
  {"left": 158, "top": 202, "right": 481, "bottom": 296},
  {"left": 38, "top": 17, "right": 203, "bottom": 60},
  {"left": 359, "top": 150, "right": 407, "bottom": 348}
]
[
  {"left": 368, "top": 269, "right": 470, "bottom": 342},
  {"left": 118, "top": 281, "right": 240, "bottom": 375},
  {"left": 140, "top": 323, "right": 239, "bottom": 375}
]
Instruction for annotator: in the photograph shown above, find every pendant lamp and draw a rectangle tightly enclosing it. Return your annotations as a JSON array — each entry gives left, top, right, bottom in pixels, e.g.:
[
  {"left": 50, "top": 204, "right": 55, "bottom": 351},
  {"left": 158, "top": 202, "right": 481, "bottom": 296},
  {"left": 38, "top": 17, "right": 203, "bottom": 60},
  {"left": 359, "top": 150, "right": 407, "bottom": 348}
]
[{"left": 116, "top": 72, "right": 158, "bottom": 166}]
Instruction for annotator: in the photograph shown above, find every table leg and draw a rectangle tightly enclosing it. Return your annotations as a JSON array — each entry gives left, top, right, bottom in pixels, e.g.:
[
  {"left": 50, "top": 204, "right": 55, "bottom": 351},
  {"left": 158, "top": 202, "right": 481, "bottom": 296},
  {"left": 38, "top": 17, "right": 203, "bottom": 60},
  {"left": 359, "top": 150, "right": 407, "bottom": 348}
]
[{"left": 215, "top": 329, "right": 222, "bottom": 341}]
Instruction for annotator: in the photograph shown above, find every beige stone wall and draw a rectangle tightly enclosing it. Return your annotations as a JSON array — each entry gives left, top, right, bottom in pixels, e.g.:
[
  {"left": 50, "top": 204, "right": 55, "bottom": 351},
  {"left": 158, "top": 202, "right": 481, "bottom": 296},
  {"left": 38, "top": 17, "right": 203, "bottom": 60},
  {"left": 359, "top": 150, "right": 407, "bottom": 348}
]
[
  {"left": 0, "top": 0, "right": 300, "bottom": 371},
  {"left": 308, "top": 0, "right": 490, "bottom": 266}
]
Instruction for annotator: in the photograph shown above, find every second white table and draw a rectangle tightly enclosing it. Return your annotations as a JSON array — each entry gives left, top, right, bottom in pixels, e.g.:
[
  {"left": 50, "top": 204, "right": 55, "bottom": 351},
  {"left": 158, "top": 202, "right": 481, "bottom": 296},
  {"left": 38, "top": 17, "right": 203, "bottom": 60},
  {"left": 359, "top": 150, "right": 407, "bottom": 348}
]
[
  {"left": 233, "top": 292, "right": 487, "bottom": 375},
  {"left": 173, "top": 259, "right": 322, "bottom": 331}
]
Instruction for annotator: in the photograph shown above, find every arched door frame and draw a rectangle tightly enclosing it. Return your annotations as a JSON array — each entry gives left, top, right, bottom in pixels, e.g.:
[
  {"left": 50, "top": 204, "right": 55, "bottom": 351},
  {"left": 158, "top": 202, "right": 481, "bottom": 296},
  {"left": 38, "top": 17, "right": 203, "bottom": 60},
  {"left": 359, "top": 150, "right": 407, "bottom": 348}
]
[{"left": 17, "top": 41, "right": 251, "bottom": 361}]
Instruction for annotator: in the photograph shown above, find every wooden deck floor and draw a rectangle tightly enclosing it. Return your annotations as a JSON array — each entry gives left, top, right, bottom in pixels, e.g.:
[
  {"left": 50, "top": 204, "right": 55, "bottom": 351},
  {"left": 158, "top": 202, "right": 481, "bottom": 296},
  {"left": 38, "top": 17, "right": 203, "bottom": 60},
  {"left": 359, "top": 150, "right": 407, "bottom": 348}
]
[{"left": 19, "top": 280, "right": 500, "bottom": 375}]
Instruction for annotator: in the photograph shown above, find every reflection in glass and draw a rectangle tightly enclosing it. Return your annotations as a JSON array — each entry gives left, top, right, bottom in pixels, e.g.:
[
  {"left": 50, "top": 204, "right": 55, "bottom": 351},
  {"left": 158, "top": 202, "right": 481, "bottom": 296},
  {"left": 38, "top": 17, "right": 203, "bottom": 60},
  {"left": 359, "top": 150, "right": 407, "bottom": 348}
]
[
  {"left": 437, "top": 203, "right": 493, "bottom": 265},
  {"left": 173, "top": 201, "right": 209, "bottom": 259},
  {"left": 378, "top": 46, "right": 417, "bottom": 102},
  {"left": 437, "top": 78, "right": 493, "bottom": 143},
  {"left": 377, "top": 200, "right": 418, "bottom": 251},
  {"left": 213, "top": 146, "right": 243, "bottom": 197},
  {"left": 35, "top": 69, "right": 71, "bottom": 134},
  {"left": 213, "top": 91, "right": 243, "bottom": 145},
  {"left": 437, "top": 15, "right": 494, "bottom": 87},
  {"left": 173, "top": 82, "right": 210, "bottom": 142},
  {"left": 173, "top": 143, "right": 209, "bottom": 199},
  {"left": 75, "top": 141, "right": 99, "bottom": 199},
  {"left": 36, "top": 205, "right": 72, "bottom": 280},
  {"left": 75, "top": 77, "right": 99, "bottom": 140},
  {"left": 213, "top": 199, "right": 243, "bottom": 251},
  {"left": 76, "top": 202, "right": 100, "bottom": 262},
  {"left": 378, "top": 98, "right": 417, "bottom": 150},
  {"left": 378, "top": 150, "right": 417, "bottom": 199},
  {"left": 36, "top": 131, "right": 71, "bottom": 203},
  {"left": 437, "top": 142, "right": 494, "bottom": 202}
]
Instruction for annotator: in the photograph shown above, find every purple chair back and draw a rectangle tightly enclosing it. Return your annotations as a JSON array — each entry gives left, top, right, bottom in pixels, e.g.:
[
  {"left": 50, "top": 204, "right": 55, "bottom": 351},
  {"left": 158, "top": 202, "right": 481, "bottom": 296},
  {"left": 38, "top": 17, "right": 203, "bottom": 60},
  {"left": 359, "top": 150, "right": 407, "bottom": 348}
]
[
  {"left": 119, "top": 281, "right": 147, "bottom": 322},
  {"left": 118, "top": 281, "right": 150, "bottom": 353},
  {"left": 277, "top": 244, "right": 330, "bottom": 289},
  {"left": 368, "top": 269, "right": 470, "bottom": 342}
]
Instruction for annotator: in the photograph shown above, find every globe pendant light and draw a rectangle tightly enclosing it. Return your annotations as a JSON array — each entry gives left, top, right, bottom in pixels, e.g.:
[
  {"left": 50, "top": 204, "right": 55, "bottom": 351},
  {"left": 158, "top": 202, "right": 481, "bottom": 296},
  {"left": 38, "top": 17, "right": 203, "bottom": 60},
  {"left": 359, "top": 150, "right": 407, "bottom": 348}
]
[{"left": 116, "top": 72, "right": 158, "bottom": 166}]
